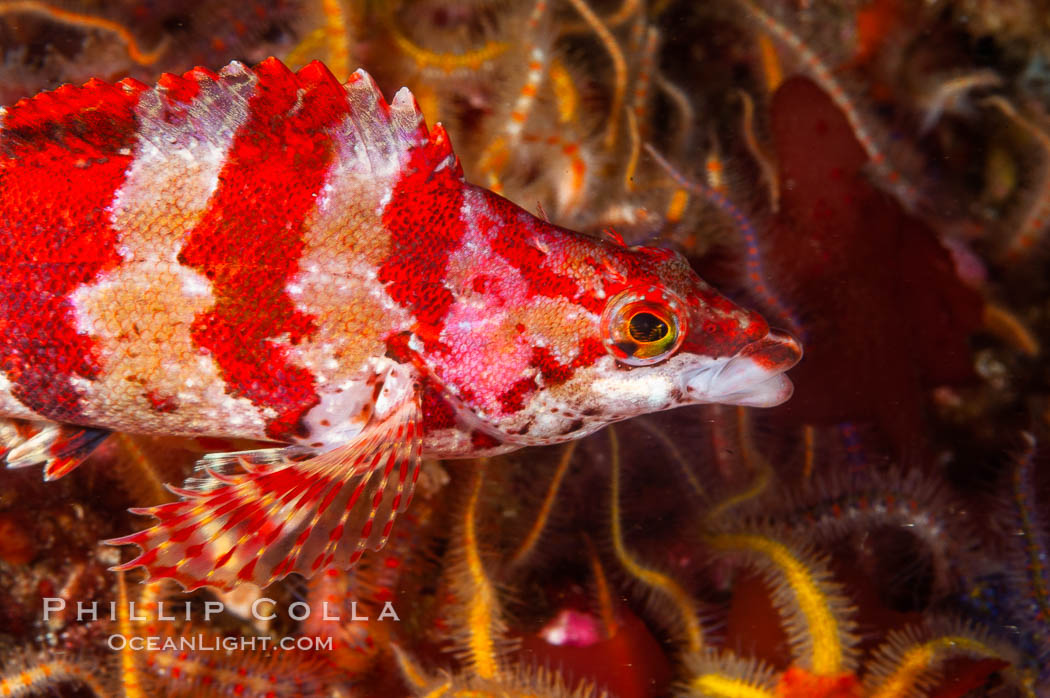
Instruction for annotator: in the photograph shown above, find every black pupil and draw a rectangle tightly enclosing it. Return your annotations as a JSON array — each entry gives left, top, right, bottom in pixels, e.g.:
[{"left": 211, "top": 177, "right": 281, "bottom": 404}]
[{"left": 628, "top": 312, "right": 669, "bottom": 343}]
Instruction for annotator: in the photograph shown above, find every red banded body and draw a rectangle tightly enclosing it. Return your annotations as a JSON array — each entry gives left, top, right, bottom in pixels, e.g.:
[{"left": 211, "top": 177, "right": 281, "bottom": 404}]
[{"left": 0, "top": 58, "right": 801, "bottom": 590}]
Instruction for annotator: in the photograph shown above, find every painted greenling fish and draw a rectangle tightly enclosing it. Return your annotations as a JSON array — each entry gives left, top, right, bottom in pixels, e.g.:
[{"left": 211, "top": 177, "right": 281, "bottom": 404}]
[{"left": 0, "top": 58, "right": 801, "bottom": 590}]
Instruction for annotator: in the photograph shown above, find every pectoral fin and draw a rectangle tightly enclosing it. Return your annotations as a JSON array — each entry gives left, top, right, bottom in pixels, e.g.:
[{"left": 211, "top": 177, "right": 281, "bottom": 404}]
[{"left": 108, "top": 380, "right": 423, "bottom": 591}]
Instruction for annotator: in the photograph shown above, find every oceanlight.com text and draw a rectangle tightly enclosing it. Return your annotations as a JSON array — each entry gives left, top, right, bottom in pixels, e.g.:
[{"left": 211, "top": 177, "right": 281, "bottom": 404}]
[{"left": 107, "top": 633, "right": 334, "bottom": 652}]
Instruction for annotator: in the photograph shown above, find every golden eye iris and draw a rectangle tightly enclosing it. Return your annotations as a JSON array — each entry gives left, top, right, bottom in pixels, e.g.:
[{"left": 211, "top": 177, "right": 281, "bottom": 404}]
[{"left": 601, "top": 289, "right": 687, "bottom": 366}]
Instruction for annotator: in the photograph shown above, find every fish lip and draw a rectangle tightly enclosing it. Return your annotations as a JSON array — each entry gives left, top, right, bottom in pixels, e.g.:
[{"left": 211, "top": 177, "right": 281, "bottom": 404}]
[
  {"left": 681, "top": 329, "right": 802, "bottom": 407},
  {"left": 737, "top": 328, "right": 803, "bottom": 371}
]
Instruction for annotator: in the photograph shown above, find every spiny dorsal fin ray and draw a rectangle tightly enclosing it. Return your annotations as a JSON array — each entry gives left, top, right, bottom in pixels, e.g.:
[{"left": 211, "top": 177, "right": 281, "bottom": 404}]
[{"left": 107, "top": 375, "right": 423, "bottom": 591}]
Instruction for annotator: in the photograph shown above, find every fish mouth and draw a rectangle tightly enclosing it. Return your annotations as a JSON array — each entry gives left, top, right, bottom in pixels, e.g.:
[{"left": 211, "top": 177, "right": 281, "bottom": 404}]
[{"left": 681, "top": 329, "right": 803, "bottom": 408}]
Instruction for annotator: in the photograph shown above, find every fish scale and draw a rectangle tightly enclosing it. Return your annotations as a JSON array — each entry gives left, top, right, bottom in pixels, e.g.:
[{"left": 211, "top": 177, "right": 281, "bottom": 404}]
[{"left": 0, "top": 57, "right": 802, "bottom": 590}]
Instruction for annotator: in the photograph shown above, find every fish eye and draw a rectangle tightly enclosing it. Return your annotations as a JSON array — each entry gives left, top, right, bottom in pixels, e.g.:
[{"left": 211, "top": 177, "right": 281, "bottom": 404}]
[
  {"left": 601, "top": 289, "right": 687, "bottom": 366},
  {"left": 628, "top": 311, "right": 669, "bottom": 343}
]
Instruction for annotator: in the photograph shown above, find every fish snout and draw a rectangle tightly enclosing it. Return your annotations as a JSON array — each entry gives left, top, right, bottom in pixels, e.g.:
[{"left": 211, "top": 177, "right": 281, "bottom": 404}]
[{"left": 682, "top": 329, "right": 802, "bottom": 408}]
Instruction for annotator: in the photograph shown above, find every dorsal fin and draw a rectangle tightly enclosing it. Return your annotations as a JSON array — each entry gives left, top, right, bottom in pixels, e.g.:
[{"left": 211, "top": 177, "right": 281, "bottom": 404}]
[
  {"left": 0, "top": 57, "right": 458, "bottom": 190},
  {"left": 139, "top": 58, "right": 448, "bottom": 182}
]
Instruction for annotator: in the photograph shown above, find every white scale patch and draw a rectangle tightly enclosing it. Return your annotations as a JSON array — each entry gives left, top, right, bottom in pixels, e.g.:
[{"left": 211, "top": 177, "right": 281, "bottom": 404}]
[
  {"left": 66, "top": 65, "right": 276, "bottom": 439},
  {"left": 285, "top": 74, "right": 430, "bottom": 439},
  {"left": 591, "top": 372, "right": 674, "bottom": 410}
]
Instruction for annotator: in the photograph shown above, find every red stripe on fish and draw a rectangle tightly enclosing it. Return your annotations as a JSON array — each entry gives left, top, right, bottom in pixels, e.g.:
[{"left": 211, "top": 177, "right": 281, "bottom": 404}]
[
  {"left": 0, "top": 77, "right": 145, "bottom": 421},
  {"left": 499, "top": 376, "right": 539, "bottom": 414},
  {"left": 378, "top": 124, "right": 465, "bottom": 350},
  {"left": 420, "top": 377, "right": 458, "bottom": 431},
  {"left": 531, "top": 338, "right": 606, "bottom": 387},
  {"left": 479, "top": 192, "right": 605, "bottom": 314},
  {"left": 176, "top": 59, "right": 345, "bottom": 441}
]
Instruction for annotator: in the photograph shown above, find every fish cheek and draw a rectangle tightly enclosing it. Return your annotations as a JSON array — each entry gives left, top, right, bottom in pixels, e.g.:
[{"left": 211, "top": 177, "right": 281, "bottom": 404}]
[{"left": 537, "top": 367, "right": 617, "bottom": 436}]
